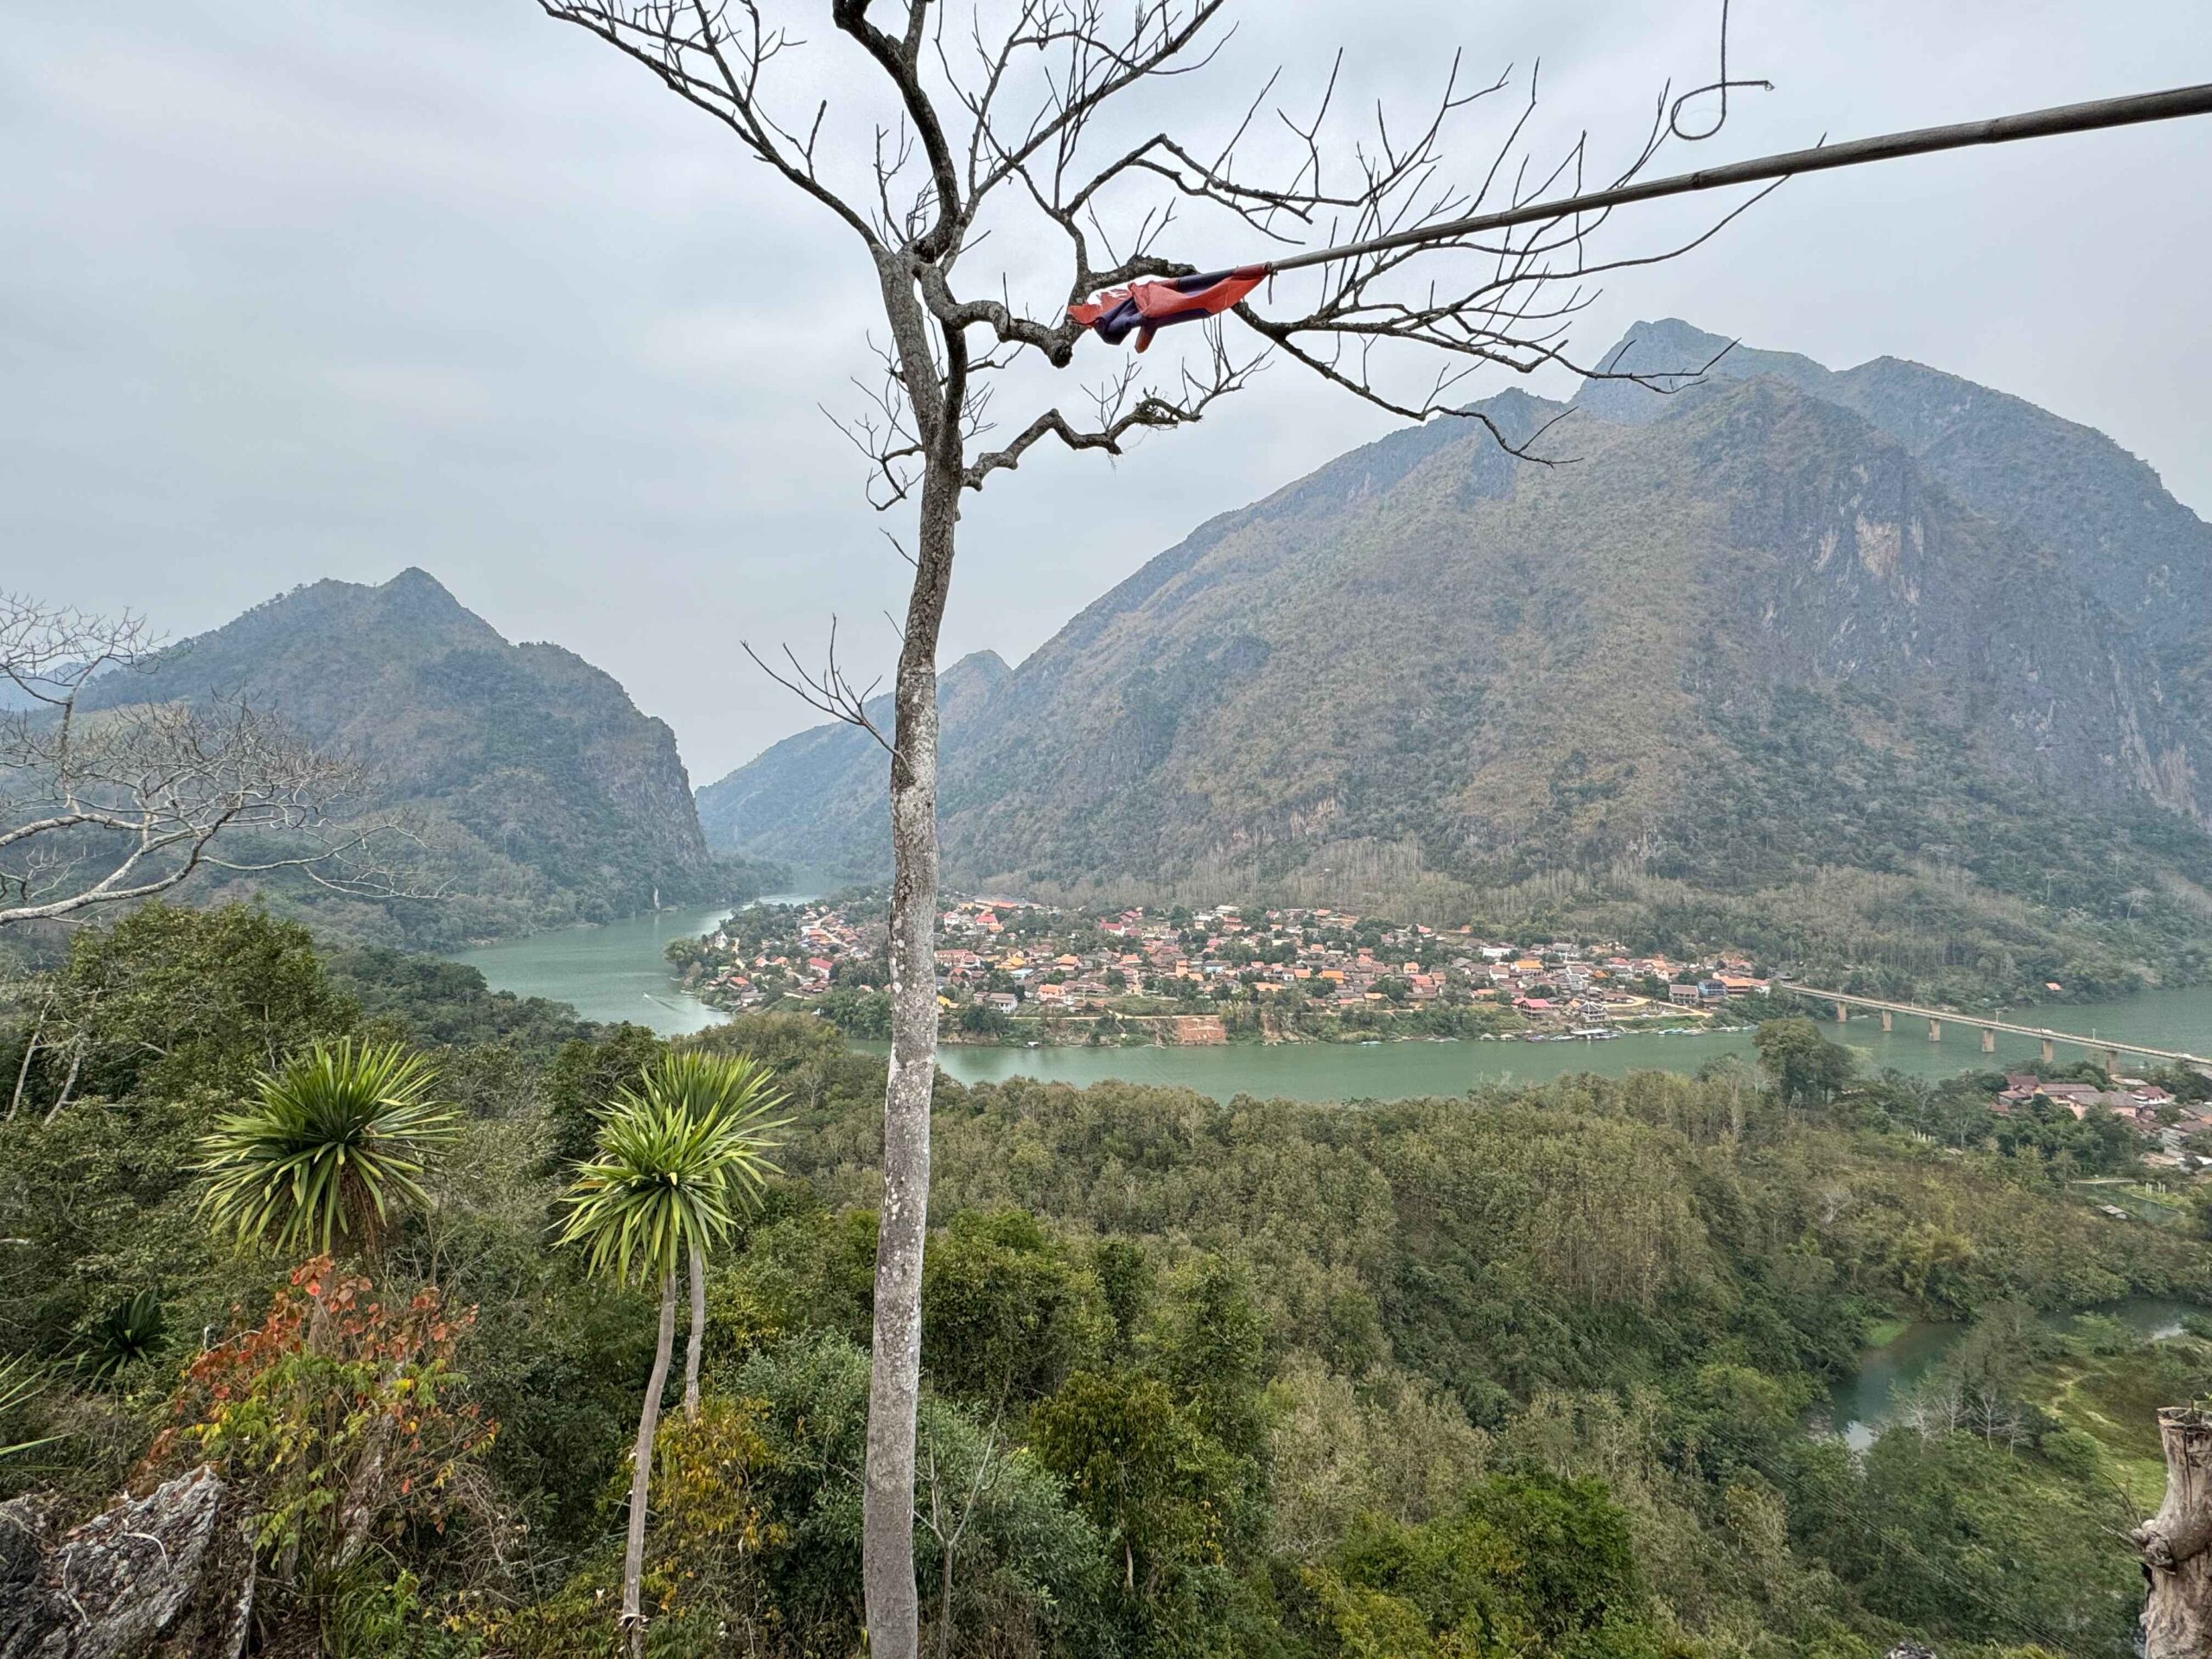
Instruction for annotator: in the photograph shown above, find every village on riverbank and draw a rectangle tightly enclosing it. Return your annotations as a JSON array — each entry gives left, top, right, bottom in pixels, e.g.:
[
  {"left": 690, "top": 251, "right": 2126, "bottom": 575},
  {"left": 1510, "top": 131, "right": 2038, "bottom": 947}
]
[
  {"left": 662, "top": 895, "right": 2212, "bottom": 1177},
  {"left": 670, "top": 893, "right": 1774, "bottom": 1046}
]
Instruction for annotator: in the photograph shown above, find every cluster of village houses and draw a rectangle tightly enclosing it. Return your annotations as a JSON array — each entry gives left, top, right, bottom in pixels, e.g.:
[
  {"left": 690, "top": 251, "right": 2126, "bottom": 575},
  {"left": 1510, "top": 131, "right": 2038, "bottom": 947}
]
[
  {"left": 694, "top": 899, "right": 2212, "bottom": 1175},
  {"left": 1993, "top": 1072, "right": 2212, "bottom": 1169},
  {"left": 700, "top": 896, "right": 1770, "bottom": 1027}
]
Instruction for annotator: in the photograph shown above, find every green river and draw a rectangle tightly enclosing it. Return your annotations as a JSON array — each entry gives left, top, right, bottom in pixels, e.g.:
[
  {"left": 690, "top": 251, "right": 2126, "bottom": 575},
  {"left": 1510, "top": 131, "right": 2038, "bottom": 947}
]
[
  {"left": 451, "top": 906, "right": 2212, "bottom": 1103},
  {"left": 453, "top": 908, "right": 2212, "bottom": 1446}
]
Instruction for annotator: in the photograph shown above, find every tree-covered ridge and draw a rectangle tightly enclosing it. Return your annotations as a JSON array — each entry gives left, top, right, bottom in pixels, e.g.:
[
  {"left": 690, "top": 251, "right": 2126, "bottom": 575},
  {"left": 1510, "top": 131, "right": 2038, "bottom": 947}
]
[
  {"left": 75, "top": 569, "right": 752, "bottom": 947},
  {"left": 6, "top": 906, "right": 2198, "bottom": 1655},
  {"left": 698, "top": 326, "right": 2212, "bottom": 1001}
]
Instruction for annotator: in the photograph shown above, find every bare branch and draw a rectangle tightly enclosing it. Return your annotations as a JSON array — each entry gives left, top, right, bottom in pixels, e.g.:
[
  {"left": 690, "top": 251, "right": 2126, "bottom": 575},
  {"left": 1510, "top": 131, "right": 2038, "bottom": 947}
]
[
  {"left": 741, "top": 616, "right": 893, "bottom": 753},
  {"left": 0, "top": 594, "right": 429, "bottom": 928},
  {"left": 534, "top": 10, "right": 1784, "bottom": 1657}
]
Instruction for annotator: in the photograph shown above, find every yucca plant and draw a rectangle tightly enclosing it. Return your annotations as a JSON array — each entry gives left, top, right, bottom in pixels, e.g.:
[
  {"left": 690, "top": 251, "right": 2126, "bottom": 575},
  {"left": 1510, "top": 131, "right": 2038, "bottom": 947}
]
[
  {"left": 196, "top": 1039, "right": 458, "bottom": 1258},
  {"left": 557, "top": 1077, "right": 780, "bottom": 1659},
  {"left": 79, "top": 1288, "right": 166, "bottom": 1382},
  {"left": 645, "top": 1049, "right": 786, "bottom": 1420}
]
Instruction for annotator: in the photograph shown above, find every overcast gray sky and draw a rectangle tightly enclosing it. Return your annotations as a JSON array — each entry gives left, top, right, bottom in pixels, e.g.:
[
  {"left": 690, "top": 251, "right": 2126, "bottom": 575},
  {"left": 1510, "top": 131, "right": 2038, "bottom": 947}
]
[{"left": 6, "top": 2, "right": 2209, "bottom": 782}]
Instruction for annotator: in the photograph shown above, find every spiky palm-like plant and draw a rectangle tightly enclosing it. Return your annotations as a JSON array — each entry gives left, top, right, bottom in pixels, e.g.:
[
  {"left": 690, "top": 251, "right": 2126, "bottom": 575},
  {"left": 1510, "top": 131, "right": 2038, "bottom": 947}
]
[
  {"left": 196, "top": 1040, "right": 458, "bottom": 1257},
  {"left": 645, "top": 1049, "right": 786, "bottom": 1420},
  {"left": 80, "top": 1288, "right": 166, "bottom": 1382},
  {"left": 558, "top": 1082, "right": 779, "bottom": 1657}
]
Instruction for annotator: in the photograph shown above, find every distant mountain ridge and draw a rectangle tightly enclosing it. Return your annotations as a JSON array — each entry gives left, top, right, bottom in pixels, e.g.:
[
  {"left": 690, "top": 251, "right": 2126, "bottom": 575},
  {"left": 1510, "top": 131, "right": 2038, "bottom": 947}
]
[
  {"left": 698, "top": 322, "right": 2212, "bottom": 998},
  {"left": 695, "top": 649, "right": 1009, "bottom": 880},
  {"left": 82, "top": 569, "right": 739, "bottom": 947}
]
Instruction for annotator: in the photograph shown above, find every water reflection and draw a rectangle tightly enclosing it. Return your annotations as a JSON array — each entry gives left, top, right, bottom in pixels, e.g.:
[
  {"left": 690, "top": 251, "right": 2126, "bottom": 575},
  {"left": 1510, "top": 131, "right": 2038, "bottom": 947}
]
[{"left": 1817, "top": 1297, "right": 2203, "bottom": 1451}]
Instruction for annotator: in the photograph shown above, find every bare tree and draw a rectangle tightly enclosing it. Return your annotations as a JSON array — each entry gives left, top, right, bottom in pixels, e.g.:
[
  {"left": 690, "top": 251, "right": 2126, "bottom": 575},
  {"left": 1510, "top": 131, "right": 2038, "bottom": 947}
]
[
  {"left": 918, "top": 1421, "right": 1009, "bottom": 1659},
  {"left": 533, "top": 4, "right": 1770, "bottom": 1652},
  {"left": 0, "top": 595, "right": 410, "bottom": 928}
]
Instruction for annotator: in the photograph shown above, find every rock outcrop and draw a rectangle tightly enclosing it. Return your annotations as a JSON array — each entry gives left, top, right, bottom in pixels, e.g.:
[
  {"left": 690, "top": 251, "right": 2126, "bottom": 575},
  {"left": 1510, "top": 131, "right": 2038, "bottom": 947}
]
[{"left": 0, "top": 1467, "right": 254, "bottom": 1659}]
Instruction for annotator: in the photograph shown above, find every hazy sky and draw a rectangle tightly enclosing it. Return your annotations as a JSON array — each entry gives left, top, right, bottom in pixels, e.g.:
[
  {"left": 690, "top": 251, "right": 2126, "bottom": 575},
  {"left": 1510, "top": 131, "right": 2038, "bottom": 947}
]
[{"left": 6, "top": 2, "right": 2209, "bottom": 782}]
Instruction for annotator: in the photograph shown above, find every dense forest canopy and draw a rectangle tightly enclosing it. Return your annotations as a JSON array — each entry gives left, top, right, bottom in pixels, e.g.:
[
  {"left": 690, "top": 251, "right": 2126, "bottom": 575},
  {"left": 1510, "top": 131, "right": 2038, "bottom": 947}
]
[{"left": 3, "top": 904, "right": 2204, "bottom": 1655}]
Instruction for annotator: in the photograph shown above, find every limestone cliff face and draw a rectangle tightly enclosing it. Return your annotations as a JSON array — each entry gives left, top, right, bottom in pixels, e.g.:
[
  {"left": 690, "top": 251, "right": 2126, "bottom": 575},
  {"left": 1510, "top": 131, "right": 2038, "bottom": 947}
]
[
  {"left": 80, "top": 569, "right": 725, "bottom": 945},
  {"left": 1591, "top": 318, "right": 2212, "bottom": 657},
  {"left": 697, "top": 323, "right": 2212, "bottom": 931}
]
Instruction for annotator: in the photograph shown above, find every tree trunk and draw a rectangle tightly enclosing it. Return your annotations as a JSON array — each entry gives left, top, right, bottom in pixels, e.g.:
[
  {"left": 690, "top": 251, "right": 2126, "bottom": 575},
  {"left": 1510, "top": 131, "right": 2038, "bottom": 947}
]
[
  {"left": 625, "top": 1268, "right": 677, "bottom": 1659},
  {"left": 2135, "top": 1406, "right": 2212, "bottom": 1659},
  {"left": 6, "top": 1027, "right": 38, "bottom": 1123},
  {"left": 683, "top": 1243, "right": 705, "bottom": 1421},
  {"left": 39, "top": 1046, "right": 81, "bottom": 1127},
  {"left": 861, "top": 355, "right": 961, "bottom": 1657}
]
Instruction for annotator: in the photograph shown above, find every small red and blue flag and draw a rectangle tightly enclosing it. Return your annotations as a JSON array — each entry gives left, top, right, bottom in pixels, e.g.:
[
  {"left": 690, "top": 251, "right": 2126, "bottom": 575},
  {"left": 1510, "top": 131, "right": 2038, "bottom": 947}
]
[{"left": 1068, "top": 264, "right": 1268, "bottom": 352}]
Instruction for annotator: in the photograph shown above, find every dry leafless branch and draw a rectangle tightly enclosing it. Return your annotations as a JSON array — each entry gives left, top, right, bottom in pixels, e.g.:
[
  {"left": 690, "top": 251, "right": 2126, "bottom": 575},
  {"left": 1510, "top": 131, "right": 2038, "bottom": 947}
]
[{"left": 0, "top": 595, "right": 427, "bottom": 927}]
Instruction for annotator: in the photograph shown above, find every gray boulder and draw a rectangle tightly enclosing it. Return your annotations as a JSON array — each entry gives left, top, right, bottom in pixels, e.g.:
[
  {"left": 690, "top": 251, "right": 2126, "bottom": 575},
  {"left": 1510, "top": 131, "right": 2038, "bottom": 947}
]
[{"left": 0, "top": 1466, "right": 253, "bottom": 1659}]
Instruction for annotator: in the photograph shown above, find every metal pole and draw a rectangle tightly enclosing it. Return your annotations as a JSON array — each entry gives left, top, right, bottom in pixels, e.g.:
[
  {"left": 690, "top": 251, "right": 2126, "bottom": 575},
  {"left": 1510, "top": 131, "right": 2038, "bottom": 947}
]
[{"left": 1263, "top": 83, "right": 2212, "bottom": 276}]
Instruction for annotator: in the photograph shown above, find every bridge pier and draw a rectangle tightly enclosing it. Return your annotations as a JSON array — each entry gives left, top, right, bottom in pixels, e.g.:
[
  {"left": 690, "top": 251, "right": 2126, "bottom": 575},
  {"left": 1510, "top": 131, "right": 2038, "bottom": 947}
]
[
  {"left": 1928, "top": 1019, "right": 1942, "bottom": 1043},
  {"left": 2041, "top": 1038, "right": 2056, "bottom": 1065},
  {"left": 2104, "top": 1047, "right": 2120, "bottom": 1075},
  {"left": 1881, "top": 1010, "right": 1893, "bottom": 1033},
  {"left": 1834, "top": 1000, "right": 1848, "bottom": 1025},
  {"left": 1980, "top": 1027, "right": 1996, "bottom": 1053}
]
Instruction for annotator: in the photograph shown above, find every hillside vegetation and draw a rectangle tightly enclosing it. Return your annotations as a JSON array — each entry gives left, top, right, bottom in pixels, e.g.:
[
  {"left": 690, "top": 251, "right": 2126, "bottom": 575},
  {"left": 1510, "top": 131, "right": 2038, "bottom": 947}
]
[
  {"left": 2, "top": 905, "right": 2203, "bottom": 1656},
  {"left": 700, "top": 323, "right": 2212, "bottom": 1003}
]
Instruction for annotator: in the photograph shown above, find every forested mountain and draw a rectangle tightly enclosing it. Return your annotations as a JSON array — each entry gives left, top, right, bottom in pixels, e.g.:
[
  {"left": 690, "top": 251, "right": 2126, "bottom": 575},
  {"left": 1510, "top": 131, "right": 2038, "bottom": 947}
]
[
  {"left": 700, "top": 323, "right": 2212, "bottom": 1000},
  {"left": 79, "top": 569, "right": 741, "bottom": 945}
]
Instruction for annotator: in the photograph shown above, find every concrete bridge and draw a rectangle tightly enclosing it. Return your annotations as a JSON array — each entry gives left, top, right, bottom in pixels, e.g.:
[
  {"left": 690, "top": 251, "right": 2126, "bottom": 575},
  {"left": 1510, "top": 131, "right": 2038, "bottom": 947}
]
[{"left": 1775, "top": 983, "right": 2212, "bottom": 1073}]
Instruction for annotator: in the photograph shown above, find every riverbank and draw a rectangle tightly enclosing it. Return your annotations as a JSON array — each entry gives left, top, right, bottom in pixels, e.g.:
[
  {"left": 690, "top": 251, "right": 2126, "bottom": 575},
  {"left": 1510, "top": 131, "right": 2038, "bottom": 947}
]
[
  {"left": 450, "top": 909, "right": 2212, "bottom": 1096},
  {"left": 921, "top": 1010, "right": 1735, "bottom": 1048},
  {"left": 1819, "top": 1300, "right": 2210, "bottom": 1494}
]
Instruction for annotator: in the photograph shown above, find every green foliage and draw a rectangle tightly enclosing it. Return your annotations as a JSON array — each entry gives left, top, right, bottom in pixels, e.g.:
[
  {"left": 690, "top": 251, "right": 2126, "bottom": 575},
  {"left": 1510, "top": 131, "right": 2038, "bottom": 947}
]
[
  {"left": 12, "top": 921, "right": 2212, "bottom": 1658},
  {"left": 643, "top": 1049, "right": 788, "bottom": 1154},
  {"left": 556, "top": 1065, "right": 781, "bottom": 1286},
  {"left": 0, "top": 1078, "right": 236, "bottom": 1374},
  {"left": 659, "top": 1332, "right": 1105, "bottom": 1659},
  {"left": 0, "top": 1355, "right": 55, "bottom": 1461},
  {"left": 32, "top": 903, "right": 351, "bottom": 1103},
  {"left": 1147, "top": 1255, "right": 1267, "bottom": 1457},
  {"left": 1791, "top": 1427, "right": 2134, "bottom": 1649},
  {"left": 817, "top": 986, "right": 894, "bottom": 1039},
  {"left": 921, "top": 1208, "right": 1110, "bottom": 1408},
  {"left": 1752, "top": 1017, "right": 1855, "bottom": 1111},
  {"left": 77, "top": 1288, "right": 166, "bottom": 1383},
  {"left": 708, "top": 1202, "right": 879, "bottom": 1356},
  {"left": 1029, "top": 1369, "right": 1239, "bottom": 1638},
  {"left": 542, "top": 1023, "right": 665, "bottom": 1168},
  {"left": 1298, "top": 1474, "right": 1670, "bottom": 1658},
  {"left": 197, "top": 1039, "right": 460, "bottom": 1257}
]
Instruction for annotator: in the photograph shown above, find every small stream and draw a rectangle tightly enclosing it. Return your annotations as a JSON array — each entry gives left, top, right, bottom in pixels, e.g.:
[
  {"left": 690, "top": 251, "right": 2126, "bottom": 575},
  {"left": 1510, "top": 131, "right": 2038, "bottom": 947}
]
[{"left": 1817, "top": 1297, "right": 2203, "bottom": 1450}]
